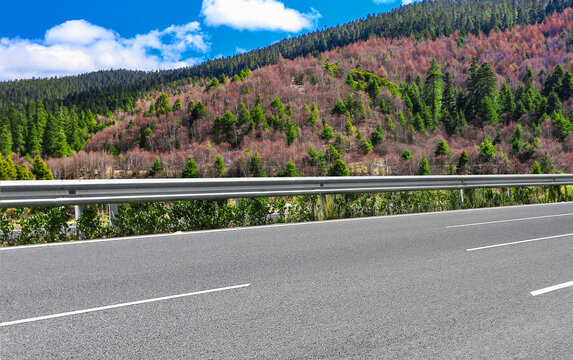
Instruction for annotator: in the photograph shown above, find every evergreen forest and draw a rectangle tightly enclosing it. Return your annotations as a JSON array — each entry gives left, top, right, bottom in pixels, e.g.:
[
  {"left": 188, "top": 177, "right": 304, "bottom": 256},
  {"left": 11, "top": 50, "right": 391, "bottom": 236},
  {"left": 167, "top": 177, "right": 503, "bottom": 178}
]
[{"left": 1, "top": 0, "right": 573, "bottom": 180}]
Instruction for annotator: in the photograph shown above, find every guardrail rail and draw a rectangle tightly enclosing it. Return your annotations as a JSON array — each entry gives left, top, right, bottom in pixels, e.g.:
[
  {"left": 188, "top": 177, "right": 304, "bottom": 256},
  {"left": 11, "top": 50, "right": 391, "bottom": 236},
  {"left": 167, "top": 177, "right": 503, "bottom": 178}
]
[{"left": 2, "top": 175, "right": 571, "bottom": 239}]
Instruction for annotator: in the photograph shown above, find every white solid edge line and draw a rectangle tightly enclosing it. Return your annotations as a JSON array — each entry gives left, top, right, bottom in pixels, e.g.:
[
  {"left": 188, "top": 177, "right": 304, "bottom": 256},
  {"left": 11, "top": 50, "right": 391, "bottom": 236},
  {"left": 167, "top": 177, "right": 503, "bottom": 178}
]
[
  {"left": 0, "top": 283, "right": 250, "bottom": 328},
  {"left": 3, "top": 201, "right": 573, "bottom": 252},
  {"left": 447, "top": 212, "right": 573, "bottom": 228},
  {"left": 466, "top": 233, "right": 573, "bottom": 252},
  {"left": 531, "top": 281, "right": 573, "bottom": 296}
]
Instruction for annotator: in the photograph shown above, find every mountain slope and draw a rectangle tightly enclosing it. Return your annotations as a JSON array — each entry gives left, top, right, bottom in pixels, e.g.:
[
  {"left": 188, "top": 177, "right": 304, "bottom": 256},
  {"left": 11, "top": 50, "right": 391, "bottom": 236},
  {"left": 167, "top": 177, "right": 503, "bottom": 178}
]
[
  {"left": 0, "top": 0, "right": 571, "bottom": 114},
  {"left": 27, "top": 8, "right": 572, "bottom": 179}
]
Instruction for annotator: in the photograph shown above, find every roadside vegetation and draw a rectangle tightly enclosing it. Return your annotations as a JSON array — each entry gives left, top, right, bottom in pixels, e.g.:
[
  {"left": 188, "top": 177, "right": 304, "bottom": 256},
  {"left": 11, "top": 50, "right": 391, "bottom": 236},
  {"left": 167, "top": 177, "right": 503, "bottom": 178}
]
[{"left": 2, "top": 185, "right": 572, "bottom": 246}]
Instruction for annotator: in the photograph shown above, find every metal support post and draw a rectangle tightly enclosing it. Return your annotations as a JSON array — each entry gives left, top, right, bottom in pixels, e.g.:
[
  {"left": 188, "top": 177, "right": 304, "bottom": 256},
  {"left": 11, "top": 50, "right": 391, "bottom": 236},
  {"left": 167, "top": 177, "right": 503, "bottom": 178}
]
[
  {"left": 320, "top": 193, "right": 327, "bottom": 220},
  {"left": 74, "top": 204, "right": 87, "bottom": 240},
  {"left": 108, "top": 204, "right": 119, "bottom": 227}
]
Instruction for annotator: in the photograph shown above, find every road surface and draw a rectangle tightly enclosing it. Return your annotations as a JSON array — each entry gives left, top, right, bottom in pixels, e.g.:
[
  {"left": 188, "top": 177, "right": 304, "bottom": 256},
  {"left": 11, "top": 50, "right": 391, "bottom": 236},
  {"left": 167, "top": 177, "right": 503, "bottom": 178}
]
[{"left": 1, "top": 202, "right": 572, "bottom": 359}]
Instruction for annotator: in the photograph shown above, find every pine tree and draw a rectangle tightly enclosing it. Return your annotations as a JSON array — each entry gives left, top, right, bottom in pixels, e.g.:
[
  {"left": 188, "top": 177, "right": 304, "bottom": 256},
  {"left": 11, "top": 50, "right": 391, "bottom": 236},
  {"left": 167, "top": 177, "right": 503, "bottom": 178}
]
[
  {"left": 0, "top": 154, "right": 17, "bottom": 180},
  {"left": 551, "top": 111, "right": 572, "bottom": 141},
  {"left": 270, "top": 97, "right": 286, "bottom": 119},
  {"left": 277, "top": 161, "right": 300, "bottom": 177},
  {"left": 558, "top": 71, "right": 573, "bottom": 101},
  {"left": 397, "top": 111, "right": 406, "bottom": 127},
  {"left": 332, "top": 98, "right": 347, "bottom": 116},
  {"left": 250, "top": 101, "right": 265, "bottom": 126},
  {"left": 15, "top": 164, "right": 34, "bottom": 180},
  {"left": 546, "top": 92, "right": 562, "bottom": 115},
  {"left": 456, "top": 150, "right": 469, "bottom": 174},
  {"left": 522, "top": 65, "right": 535, "bottom": 88},
  {"left": 413, "top": 114, "right": 426, "bottom": 134},
  {"left": 0, "top": 123, "right": 12, "bottom": 156},
  {"left": 155, "top": 93, "right": 172, "bottom": 115},
  {"left": 539, "top": 152, "right": 555, "bottom": 174},
  {"left": 149, "top": 158, "right": 163, "bottom": 177},
  {"left": 319, "top": 123, "right": 334, "bottom": 140},
  {"left": 366, "top": 77, "right": 381, "bottom": 101},
  {"left": 31, "top": 155, "right": 54, "bottom": 180},
  {"left": 478, "top": 139, "right": 496, "bottom": 162},
  {"left": 416, "top": 154, "right": 431, "bottom": 175},
  {"left": 327, "top": 159, "right": 350, "bottom": 176},
  {"left": 434, "top": 138, "right": 451, "bottom": 157},
  {"left": 423, "top": 58, "right": 443, "bottom": 121},
  {"left": 238, "top": 101, "right": 251, "bottom": 125},
  {"left": 214, "top": 155, "right": 226, "bottom": 177},
  {"left": 542, "top": 64, "right": 564, "bottom": 96},
  {"left": 182, "top": 156, "right": 200, "bottom": 178},
  {"left": 441, "top": 71, "right": 456, "bottom": 118},
  {"left": 385, "top": 115, "right": 395, "bottom": 132},
  {"left": 530, "top": 161, "right": 542, "bottom": 174},
  {"left": 285, "top": 122, "right": 298, "bottom": 146},
  {"left": 401, "top": 150, "right": 413, "bottom": 160},
  {"left": 43, "top": 114, "right": 71, "bottom": 158},
  {"left": 345, "top": 118, "right": 355, "bottom": 136},
  {"left": 370, "top": 123, "right": 385, "bottom": 145},
  {"left": 479, "top": 96, "right": 499, "bottom": 124},
  {"left": 214, "top": 111, "right": 236, "bottom": 141},
  {"left": 249, "top": 152, "right": 267, "bottom": 177},
  {"left": 511, "top": 124, "right": 523, "bottom": 153},
  {"left": 191, "top": 101, "right": 209, "bottom": 123},
  {"left": 173, "top": 98, "right": 182, "bottom": 111}
]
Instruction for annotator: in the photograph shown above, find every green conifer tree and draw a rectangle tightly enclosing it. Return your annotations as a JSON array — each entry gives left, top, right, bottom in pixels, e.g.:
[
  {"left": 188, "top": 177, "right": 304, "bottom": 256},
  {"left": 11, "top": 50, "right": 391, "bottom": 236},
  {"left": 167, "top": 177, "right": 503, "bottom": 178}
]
[
  {"left": 43, "top": 114, "right": 71, "bottom": 158},
  {"left": 155, "top": 93, "right": 172, "bottom": 115},
  {"left": 149, "top": 158, "right": 163, "bottom": 177},
  {"left": 423, "top": 58, "right": 443, "bottom": 121},
  {"left": 249, "top": 152, "right": 267, "bottom": 177},
  {"left": 530, "top": 161, "right": 542, "bottom": 174},
  {"left": 434, "top": 138, "right": 451, "bottom": 157},
  {"left": 370, "top": 123, "right": 385, "bottom": 145},
  {"left": 277, "top": 161, "right": 300, "bottom": 177},
  {"left": 401, "top": 150, "right": 413, "bottom": 160},
  {"left": 214, "top": 155, "right": 226, "bottom": 177},
  {"left": 238, "top": 101, "right": 251, "bottom": 125},
  {"left": 456, "top": 150, "right": 469, "bottom": 174},
  {"left": 0, "top": 123, "right": 13, "bottom": 156},
  {"left": 15, "top": 164, "right": 34, "bottom": 180},
  {"left": 182, "top": 156, "right": 200, "bottom": 178},
  {"left": 416, "top": 154, "right": 431, "bottom": 175},
  {"left": 31, "top": 155, "right": 54, "bottom": 180},
  {"left": 173, "top": 98, "right": 182, "bottom": 111},
  {"left": 0, "top": 154, "right": 17, "bottom": 180},
  {"left": 327, "top": 159, "right": 350, "bottom": 176}
]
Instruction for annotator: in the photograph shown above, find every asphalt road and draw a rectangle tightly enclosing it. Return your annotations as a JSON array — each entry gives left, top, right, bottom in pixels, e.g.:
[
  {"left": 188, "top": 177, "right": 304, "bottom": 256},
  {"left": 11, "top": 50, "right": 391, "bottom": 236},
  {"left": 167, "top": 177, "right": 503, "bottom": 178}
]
[{"left": 1, "top": 202, "right": 572, "bottom": 359}]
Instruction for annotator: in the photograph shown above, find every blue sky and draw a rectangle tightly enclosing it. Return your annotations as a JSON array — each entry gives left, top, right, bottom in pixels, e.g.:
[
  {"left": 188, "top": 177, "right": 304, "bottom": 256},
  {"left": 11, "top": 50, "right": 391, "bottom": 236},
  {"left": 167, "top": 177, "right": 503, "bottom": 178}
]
[{"left": 0, "top": 0, "right": 411, "bottom": 81}]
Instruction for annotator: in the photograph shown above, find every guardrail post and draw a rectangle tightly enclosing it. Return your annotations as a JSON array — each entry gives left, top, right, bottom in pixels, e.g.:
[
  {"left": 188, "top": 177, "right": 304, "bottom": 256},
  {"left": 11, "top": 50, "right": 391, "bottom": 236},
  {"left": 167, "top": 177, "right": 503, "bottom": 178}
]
[
  {"left": 320, "top": 193, "right": 327, "bottom": 220},
  {"left": 460, "top": 189, "right": 464, "bottom": 205},
  {"left": 108, "top": 204, "right": 119, "bottom": 227},
  {"left": 74, "top": 204, "right": 87, "bottom": 240}
]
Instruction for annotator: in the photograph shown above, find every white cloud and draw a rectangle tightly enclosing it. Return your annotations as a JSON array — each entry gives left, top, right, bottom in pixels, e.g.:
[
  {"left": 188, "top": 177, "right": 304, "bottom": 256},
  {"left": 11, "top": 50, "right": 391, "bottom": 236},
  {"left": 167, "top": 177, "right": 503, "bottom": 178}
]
[
  {"left": 201, "top": 0, "right": 321, "bottom": 32},
  {"left": 236, "top": 47, "right": 247, "bottom": 54},
  {"left": 0, "top": 20, "right": 210, "bottom": 81},
  {"left": 45, "top": 20, "right": 116, "bottom": 45}
]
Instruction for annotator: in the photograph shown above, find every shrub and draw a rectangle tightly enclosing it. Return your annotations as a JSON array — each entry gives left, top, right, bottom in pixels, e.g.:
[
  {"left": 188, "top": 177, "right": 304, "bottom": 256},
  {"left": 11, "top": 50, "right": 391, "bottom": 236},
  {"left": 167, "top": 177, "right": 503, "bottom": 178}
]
[{"left": 17, "top": 207, "right": 70, "bottom": 244}]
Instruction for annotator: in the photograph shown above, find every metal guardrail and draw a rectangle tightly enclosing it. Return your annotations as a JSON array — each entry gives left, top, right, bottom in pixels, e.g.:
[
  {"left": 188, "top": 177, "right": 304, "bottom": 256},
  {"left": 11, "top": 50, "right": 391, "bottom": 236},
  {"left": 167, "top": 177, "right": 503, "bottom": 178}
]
[{"left": 1, "top": 174, "right": 572, "bottom": 208}]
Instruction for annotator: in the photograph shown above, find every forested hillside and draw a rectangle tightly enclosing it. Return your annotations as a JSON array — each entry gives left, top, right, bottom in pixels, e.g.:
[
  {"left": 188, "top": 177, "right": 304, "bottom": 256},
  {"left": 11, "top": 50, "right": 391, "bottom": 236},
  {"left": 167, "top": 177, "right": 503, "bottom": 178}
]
[
  {"left": 1, "top": 1, "right": 573, "bottom": 180},
  {"left": 0, "top": 0, "right": 571, "bottom": 114}
]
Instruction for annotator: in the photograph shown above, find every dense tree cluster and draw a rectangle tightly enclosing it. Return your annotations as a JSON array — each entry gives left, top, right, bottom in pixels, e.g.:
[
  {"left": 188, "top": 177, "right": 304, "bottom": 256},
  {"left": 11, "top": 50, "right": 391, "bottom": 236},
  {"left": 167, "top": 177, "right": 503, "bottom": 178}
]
[
  {"left": 2, "top": 0, "right": 573, "bottom": 179},
  {"left": 0, "top": 0, "right": 571, "bottom": 118}
]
